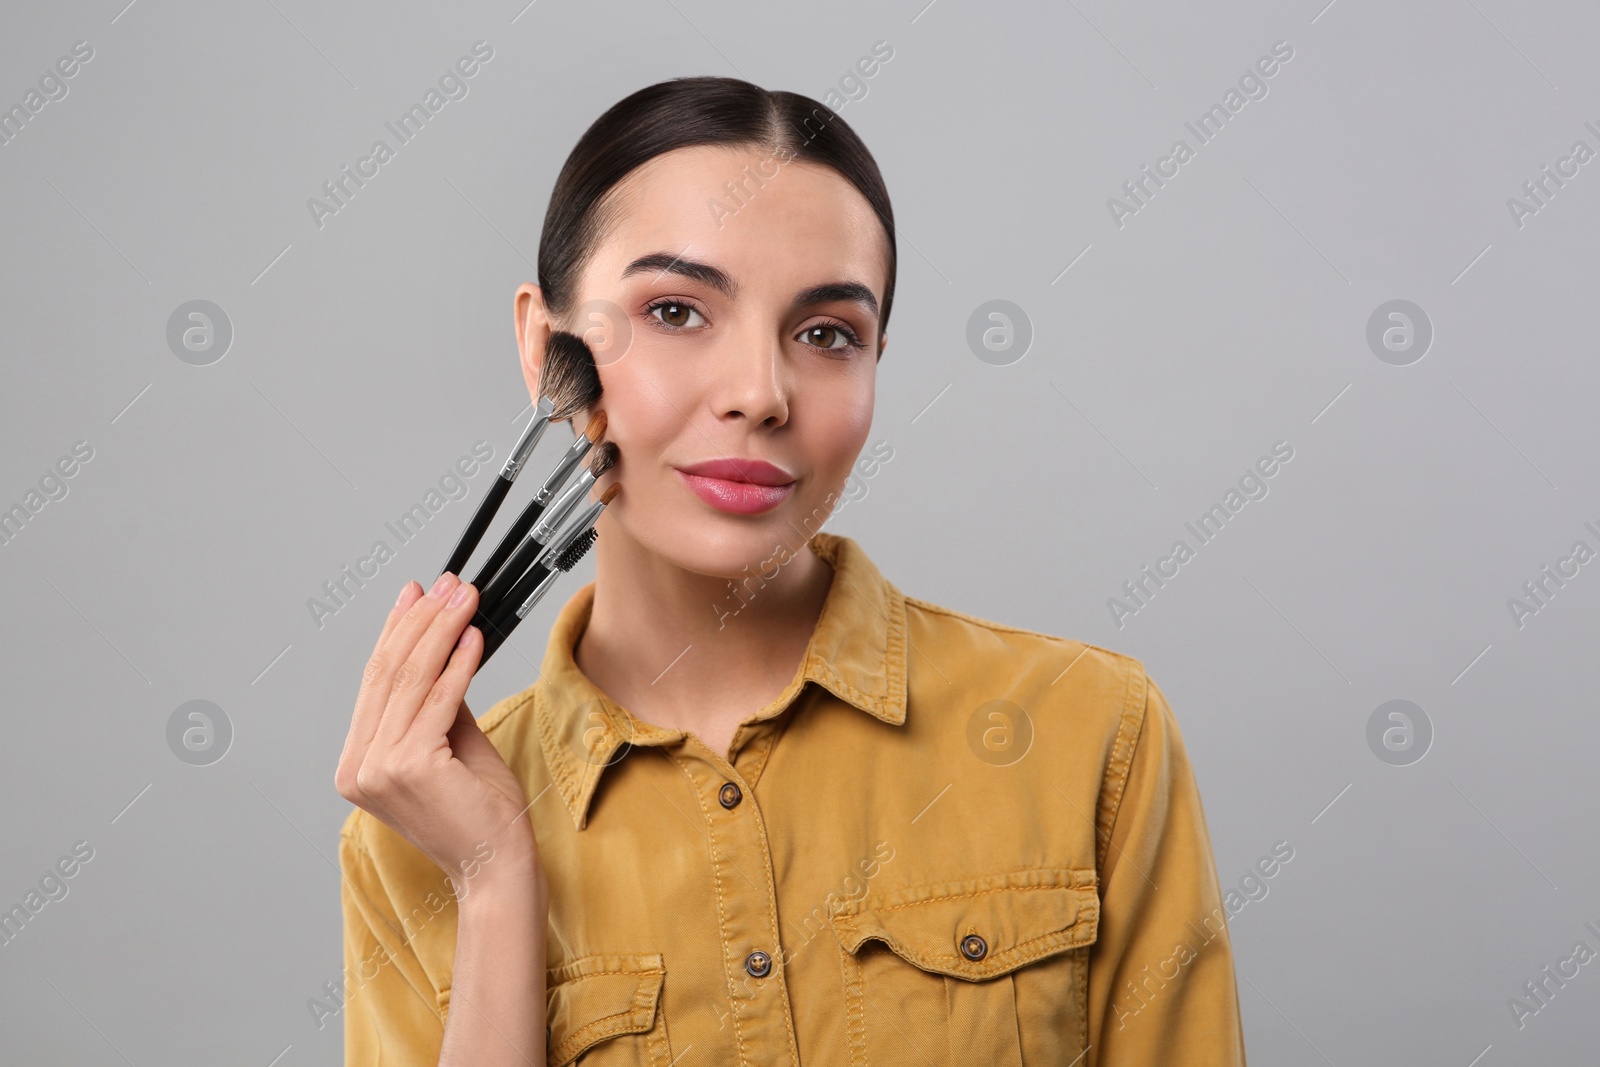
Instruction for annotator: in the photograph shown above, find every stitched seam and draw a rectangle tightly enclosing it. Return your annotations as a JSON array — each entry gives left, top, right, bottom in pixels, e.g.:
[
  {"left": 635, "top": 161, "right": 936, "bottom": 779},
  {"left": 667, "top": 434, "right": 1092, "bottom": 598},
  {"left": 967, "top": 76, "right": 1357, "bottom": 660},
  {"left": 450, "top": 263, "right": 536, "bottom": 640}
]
[
  {"left": 811, "top": 533, "right": 904, "bottom": 718},
  {"left": 548, "top": 963, "right": 664, "bottom": 1059},
  {"left": 534, "top": 689, "right": 588, "bottom": 828},
  {"left": 809, "top": 659, "right": 894, "bottom": 720},
  {"left": 944, "top": 976, "right": 958, "bottom": 1067},
  {"left": 861, "top": 883, "right": 1091, "bottom": 912},
  {"left": 742, "top": 708, "right": 791, "bottom": 791},
  {"left": 645, "top": 990, "right": 674, "bottom": 1067},
  {"left": 840, "top": 937, "right": 868, "bottom": 1065},
  {"left": 851, "top": 923, "right": 1095, "bottom": 975},
  {"left": 1075, "top": 943, "right": 1090, "bottom": 1054},
  {"left": 549, "top": 967, "right": 665, "bottom": 982},
  {"left": 731, "top": 745, "right": 805, "bottom": 1065},
  {"left": 481, "top": 685, "right": 539, "bottom": 737},
  {"left": 884, "top": 581, "right": 908, "bottom": 708},
  {"left": 832, "top": 866, "right": 1095, "bottom": 914},
  {"left": 903, "top": 596, "right": 1143, "bottom": 656},
  {"left": 1094, "top": 661, "right": 1146, "bottom": 873},
  {"left": 555, "top": 1009, "right": 653, "bottom": 1063},
  {"left": 664, "top": 749, "right": 754, "bottom": 1067},
  {"left": 667, "top": 746, "right": 803, "bottom": 1065}
]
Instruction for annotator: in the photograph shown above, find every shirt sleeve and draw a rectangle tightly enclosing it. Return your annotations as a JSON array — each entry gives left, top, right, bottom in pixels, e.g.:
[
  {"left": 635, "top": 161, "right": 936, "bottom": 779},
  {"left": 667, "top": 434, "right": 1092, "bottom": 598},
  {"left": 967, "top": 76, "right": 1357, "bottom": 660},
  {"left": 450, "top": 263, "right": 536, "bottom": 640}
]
[
  {"left": 1086, "top": 667, "right": 1247, "bottom": 1065},
  {"left": 338, "top": 820, "right": 448, "bottom": 1065}
]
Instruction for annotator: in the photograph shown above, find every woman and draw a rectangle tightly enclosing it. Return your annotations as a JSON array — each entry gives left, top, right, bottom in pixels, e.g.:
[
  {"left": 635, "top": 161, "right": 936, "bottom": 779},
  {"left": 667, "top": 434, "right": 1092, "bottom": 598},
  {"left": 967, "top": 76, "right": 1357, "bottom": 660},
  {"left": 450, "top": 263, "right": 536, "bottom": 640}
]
[{"left": 335, "top": 76, "right": 1246, "bottom": 1066}]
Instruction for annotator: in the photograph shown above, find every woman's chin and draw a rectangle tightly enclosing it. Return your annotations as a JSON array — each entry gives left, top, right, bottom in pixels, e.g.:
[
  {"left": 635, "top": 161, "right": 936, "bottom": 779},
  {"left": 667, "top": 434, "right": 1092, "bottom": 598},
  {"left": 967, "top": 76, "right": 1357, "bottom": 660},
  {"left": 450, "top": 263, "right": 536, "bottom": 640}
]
[{"left": 635, "top": 515, "right": 817, "bottom": 582}]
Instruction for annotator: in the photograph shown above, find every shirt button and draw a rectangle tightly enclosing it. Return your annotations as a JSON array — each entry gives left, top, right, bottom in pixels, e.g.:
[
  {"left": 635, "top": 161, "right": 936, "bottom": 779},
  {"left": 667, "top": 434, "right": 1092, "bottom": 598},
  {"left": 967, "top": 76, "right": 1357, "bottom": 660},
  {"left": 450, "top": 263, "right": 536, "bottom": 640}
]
[
  {"left": 959, "top": 933, "right": 988, "bottom": 961},
  {"left": 745, "top": 950, "right": 772, "bottom": 977},
  {"left": 719, "top": 781, "right": 743, "bottom": 809}
]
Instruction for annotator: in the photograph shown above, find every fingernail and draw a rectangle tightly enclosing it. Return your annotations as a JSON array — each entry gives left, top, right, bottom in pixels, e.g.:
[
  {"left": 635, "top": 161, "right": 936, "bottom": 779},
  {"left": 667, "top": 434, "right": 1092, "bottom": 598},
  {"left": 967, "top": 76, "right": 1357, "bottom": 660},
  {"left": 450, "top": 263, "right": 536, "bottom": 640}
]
[
  {"left": 395, "top": 582, "right": 411, "bottom": 607},
  {"left": 430, "top": 573, "right": 456, "bottom": 598},
  {"left": 448, "top": 582, "right": 471, "bottom": 608}
]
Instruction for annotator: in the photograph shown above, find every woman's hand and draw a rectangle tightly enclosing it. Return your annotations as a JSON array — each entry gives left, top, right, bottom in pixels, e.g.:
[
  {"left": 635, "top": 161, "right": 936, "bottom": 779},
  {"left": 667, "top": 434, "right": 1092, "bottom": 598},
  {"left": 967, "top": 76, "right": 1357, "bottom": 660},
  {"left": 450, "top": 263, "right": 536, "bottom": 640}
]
[
  {"left": 338, "top": 572, "right": 550, "bottom": 1064},
  {"left": 336, "top": 573, "right": 544, "bottom": 902}
]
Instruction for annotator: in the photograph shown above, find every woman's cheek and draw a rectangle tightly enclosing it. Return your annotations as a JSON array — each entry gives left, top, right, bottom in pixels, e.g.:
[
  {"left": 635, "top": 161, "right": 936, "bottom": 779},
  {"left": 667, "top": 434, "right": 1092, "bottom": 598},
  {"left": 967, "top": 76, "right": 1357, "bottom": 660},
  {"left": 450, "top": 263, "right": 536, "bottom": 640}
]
[
  {"left": 818, "top": 383, "right": 874, "bottom": 472},
  {"left": 607, "top": 363, "right": 681, "bottom": 463}
]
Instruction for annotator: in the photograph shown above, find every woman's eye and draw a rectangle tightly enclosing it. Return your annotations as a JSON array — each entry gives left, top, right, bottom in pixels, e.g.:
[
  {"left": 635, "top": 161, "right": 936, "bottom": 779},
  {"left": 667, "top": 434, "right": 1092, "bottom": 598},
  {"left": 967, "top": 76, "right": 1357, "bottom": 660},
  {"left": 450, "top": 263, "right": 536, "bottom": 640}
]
[
  {"left": 799, "top": 324, "right": 862, "bottom": 351},
  {"left": 647, "top": 301, "right": 704, "bottom": 329}
]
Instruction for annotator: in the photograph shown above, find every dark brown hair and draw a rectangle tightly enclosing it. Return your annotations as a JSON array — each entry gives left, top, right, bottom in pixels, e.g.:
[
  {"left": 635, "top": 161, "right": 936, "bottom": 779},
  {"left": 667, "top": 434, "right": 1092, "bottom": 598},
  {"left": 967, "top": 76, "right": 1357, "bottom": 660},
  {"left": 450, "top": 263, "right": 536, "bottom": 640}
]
[{"left": 537, "top": 76, "right": 897, "bottom": 346}]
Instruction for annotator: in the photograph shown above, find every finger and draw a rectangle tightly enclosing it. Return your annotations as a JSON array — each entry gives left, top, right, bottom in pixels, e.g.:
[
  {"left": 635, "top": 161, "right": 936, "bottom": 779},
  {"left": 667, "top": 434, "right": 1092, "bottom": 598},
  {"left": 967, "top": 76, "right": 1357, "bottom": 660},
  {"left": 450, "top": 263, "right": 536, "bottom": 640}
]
[
  {"left": 348, "top": 573, "right": 460, "bottom": 761},
  {"left": 408, "top": 626, "right": 483, "bottom": 749},
  {"left": 373, "top": 579, "right": 480, "bottom": 749},
  {"left": 338, "top": 579, "right": 421, "bottom": 779},
  {"left": 375, "top": 580, "right": 424, "bottom": 650}
]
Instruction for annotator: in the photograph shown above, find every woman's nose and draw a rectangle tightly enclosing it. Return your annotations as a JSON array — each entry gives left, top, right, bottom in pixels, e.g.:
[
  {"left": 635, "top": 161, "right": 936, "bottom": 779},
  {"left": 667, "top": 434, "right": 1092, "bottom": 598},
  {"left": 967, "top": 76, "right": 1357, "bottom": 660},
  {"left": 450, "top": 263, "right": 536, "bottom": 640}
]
[{"left": 711, "top": 333, "right": 789, "bottom": 427}]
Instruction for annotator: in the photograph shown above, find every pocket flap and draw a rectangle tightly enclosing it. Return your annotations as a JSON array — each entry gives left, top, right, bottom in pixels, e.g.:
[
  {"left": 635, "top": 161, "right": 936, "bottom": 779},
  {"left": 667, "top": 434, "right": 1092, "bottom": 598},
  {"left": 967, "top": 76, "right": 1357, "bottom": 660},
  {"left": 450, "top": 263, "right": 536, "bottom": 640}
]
[
  {"left": 545, "top": 952, "right": 665, "bottom": 1067},
  {"left": 829, "top": 867, "right": 1098, "bottom": 981}
]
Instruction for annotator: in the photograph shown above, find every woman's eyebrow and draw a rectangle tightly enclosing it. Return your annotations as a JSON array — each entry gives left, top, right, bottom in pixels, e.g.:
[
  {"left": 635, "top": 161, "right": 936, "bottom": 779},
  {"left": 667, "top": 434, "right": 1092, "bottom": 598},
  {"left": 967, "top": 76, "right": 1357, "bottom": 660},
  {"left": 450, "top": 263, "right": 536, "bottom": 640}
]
[
  {"left": 621, "top": 252, "right": 878, "bottom": 319},
  {"left": 622, "top": 252, "right": 736, "bottom": 297},
  {"left": 792, "top": 282, "right": 878, "bottom": 319}
]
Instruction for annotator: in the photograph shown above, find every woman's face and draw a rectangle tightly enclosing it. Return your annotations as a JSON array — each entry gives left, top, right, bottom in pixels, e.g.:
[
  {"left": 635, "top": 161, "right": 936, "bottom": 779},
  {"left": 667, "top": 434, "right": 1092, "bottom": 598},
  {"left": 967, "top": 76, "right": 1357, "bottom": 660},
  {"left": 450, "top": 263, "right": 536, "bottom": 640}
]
[{"left": 521, "top": 143, "right": 890, "bottom": 580}]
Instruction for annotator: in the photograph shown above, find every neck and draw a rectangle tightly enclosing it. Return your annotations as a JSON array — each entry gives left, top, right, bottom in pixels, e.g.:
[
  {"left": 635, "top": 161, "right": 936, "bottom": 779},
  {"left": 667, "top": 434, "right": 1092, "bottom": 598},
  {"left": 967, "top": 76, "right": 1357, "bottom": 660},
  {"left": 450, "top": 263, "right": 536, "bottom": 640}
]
[{"left": 574, "top": 518, "right": 835, "bottom": 738}]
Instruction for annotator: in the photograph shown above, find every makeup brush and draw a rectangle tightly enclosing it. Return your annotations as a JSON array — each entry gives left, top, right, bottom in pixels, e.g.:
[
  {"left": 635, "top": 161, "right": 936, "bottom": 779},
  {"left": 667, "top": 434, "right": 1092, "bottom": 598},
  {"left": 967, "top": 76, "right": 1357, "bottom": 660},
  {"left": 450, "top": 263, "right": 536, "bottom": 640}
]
[
  {"left": 468, "top": 410, "right": 607, "bottom": 591},
  {"left": 484, "top": 479, "right": 618, "bottom": 637},
  {"left": 477, "top": 524, "right": 599, "bottom": 668},
  {"left": 472, "top": 441, "right": 618, "bottom": 631},
  {"left": 477, "top": 487, "right": 616, "bottom": 667},
  {"left": 438, "top": 331, "right": 600, "bottom": 579}
]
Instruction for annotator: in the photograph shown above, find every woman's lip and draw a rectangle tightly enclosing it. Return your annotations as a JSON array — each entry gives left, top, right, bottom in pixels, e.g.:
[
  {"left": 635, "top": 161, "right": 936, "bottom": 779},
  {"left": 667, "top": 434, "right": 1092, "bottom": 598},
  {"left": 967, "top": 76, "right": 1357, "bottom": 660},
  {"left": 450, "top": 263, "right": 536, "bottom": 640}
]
[
  {"left": 675, "top": 470, "right": 795, "bottom": 515},
  {"left": 676, "top": 458, "right": 795, "bottom": 486}
]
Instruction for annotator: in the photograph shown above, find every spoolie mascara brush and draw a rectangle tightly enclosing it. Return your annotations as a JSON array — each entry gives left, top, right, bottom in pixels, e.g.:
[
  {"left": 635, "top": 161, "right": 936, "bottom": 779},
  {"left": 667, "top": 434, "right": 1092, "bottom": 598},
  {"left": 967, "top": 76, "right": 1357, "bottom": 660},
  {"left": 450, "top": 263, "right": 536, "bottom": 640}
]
[
  {"left": 477, "top": 484, "right": 618, "bottom": 668},
  {"left": 438, "top": 331, "right": 600, "bottom": 578}
]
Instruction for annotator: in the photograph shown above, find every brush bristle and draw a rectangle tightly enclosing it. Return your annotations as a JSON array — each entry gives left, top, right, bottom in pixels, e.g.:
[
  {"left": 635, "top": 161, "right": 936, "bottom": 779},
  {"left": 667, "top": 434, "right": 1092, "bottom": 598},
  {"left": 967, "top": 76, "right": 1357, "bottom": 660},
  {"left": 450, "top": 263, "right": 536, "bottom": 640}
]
[
  {"left": 587, "top": 440, "right": 619, "bottom": 478},
  {"left": 583, "top": 410, "right": 608, "bottom": 443},
  {"left": 600, "top": 483, "right": 620, "bottom": 505},
  {"left": 540, "top": 331, "right": 602, "bottom": 421},
  {"left": 553, "top": 525, "right": 599, "bottom": 572}
]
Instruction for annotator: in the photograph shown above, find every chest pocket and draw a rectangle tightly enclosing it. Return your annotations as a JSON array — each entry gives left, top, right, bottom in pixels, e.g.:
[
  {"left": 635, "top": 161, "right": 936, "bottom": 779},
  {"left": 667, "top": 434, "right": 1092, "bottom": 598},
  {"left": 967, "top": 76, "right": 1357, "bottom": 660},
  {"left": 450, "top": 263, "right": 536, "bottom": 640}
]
[
  {"left": 545, "top": 952, "right": 673, "bottom": 1067},
  {"left": 829, "top": 867, "right": 1099, "bottom": 1067}
]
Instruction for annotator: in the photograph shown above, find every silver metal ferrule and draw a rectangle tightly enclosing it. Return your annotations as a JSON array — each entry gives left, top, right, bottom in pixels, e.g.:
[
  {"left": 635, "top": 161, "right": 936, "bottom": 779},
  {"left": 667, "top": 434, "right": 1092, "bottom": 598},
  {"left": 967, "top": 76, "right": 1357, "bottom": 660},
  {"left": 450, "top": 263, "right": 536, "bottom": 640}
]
[
  {"left": 514, "top": 502, "right": 609, "bottom": 621},
  {"left": 501, "top": 394, "right": 556, "bottom": 479},
  {"left": 532, "top": 431, "right": 593, "bottom": 507},
  {"left": 513, "top": 569, "right": 562, "bottom": 620},
  {"left": 544, "top": 500, "right": 606, "bottom": 565},
  {"left": 528, "top": 470, "right": 595, "bottom": 545}
]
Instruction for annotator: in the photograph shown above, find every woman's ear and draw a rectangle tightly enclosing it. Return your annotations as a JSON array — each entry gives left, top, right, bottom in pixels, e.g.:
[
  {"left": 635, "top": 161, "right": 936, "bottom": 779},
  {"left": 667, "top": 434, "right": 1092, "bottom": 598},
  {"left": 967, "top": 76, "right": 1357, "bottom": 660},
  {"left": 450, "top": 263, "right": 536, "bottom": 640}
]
[{"left": 514, "top": 282, "right": 550, "bottom": 403}]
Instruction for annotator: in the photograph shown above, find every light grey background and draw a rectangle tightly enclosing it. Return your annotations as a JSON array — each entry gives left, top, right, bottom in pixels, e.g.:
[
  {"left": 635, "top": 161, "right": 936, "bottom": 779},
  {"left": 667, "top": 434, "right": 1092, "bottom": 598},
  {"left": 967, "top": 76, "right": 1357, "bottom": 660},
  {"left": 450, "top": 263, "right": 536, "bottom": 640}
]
[{"left": 2, "top": 0, "right": 1597, "bottom": 1062}]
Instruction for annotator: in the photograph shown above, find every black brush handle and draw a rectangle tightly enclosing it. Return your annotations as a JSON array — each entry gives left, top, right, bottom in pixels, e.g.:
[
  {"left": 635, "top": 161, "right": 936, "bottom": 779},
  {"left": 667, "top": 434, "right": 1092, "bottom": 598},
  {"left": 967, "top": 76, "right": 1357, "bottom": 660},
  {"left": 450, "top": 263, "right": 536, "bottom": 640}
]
[
  {"left": 466, "top": 543, "right": 536, "bottom": 641},
  {"left": 441, "top": 474, "right": 512, "bottom": 578},
  {"left": 476, "top": 598, "right": 528, "bottom": 667},
  {"left": 474, "top": 526, "right": 550, "bottom": 622},
  {"left": 469, "top": 495, "right": 547, "bottom": 592},
  {"left": 475, "top": 525, "right": 596, "bottom": 671},
  {"left": 486, "top": 557, "right": 555, "bottom": 634},
  {"left": 473, "top": 607, "right": 519, "bottom": 670}
]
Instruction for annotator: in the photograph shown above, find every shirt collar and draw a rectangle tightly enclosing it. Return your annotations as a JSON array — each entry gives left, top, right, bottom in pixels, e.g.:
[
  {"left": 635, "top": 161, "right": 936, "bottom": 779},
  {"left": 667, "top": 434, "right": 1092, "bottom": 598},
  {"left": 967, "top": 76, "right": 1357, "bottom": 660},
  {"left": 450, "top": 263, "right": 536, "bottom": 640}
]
[{"left": 534, "top": 531, "right": 908, "bottom": 831}]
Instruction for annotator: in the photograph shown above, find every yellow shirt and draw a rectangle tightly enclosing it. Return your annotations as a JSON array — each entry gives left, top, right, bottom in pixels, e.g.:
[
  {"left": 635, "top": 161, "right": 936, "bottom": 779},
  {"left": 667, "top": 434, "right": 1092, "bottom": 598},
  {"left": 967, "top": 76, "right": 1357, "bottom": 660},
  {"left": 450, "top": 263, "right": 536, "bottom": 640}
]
[{"left": 338, "top": 532, "right": 1247, "bottom": 1065}]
